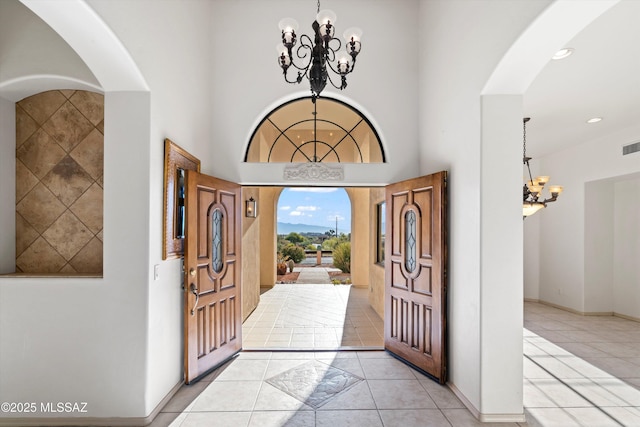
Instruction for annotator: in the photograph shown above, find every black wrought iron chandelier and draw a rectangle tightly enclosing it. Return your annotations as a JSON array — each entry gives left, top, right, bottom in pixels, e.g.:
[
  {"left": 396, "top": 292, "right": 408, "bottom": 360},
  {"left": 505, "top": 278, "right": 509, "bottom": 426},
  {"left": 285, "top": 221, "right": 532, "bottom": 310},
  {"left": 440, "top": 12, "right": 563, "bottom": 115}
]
[
  {"left": 277, "top": 1, "right": 362, "bottom": 99},
  {"left": 522, "top": 117, "right": 563, "bottom": 218}
]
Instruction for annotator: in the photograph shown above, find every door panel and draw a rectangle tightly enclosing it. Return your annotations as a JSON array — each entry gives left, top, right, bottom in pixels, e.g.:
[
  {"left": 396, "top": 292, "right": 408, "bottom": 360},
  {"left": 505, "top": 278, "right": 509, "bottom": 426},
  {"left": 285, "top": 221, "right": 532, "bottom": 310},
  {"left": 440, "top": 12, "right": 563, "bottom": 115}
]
[
  {"left": 385, "top": 171, "right": 447, "bottom": 383},
  {"left": 184, "top": 170, "right": 242, "bottom": 384}
]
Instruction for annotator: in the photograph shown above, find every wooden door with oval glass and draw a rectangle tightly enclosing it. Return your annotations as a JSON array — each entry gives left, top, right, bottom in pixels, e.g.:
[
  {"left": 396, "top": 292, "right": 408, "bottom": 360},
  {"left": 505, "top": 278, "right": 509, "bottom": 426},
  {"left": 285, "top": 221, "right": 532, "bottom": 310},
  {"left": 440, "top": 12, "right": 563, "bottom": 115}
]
[
  {"left": 184, "top": 170, "right": 242, "bottom": 383},
  {"left": 385, "top": 171, "right": 447, "bottom": 383}
]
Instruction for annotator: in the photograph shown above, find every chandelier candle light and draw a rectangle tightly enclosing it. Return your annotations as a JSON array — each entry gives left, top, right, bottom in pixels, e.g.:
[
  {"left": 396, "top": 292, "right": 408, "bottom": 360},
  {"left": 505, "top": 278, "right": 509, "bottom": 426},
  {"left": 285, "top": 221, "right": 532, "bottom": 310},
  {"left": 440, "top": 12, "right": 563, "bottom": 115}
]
[
  {"left": 277, "top": 1, "right": 362, "bottom": 99},
  {"left": 522, "top": 117, "right": 563, "bottom": 218}
]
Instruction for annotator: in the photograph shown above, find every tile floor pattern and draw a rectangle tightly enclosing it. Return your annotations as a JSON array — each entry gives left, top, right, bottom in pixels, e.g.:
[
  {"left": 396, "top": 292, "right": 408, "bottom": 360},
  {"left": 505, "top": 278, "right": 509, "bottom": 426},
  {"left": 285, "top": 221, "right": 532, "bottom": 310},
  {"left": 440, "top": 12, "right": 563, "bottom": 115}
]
[
  {"left": 149, "top": 296, "right": 640, "bottom": 426},
  {"left": 150, "top": 351, "right": 504, "bottom": 427},
  {"left": 242, "top": 284, "right": 384, "bottom": 349},
  {"left": 523, "top": 301, "right": 640, "bottom": 426}
]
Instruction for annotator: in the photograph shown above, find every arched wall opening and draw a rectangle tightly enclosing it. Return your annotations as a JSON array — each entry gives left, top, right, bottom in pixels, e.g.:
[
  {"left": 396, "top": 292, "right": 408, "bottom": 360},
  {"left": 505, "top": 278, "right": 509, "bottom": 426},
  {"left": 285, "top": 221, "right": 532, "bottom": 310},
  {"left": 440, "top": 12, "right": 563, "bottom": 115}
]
[
  {"left": 245, "top": 96, "right": 385, "bottom": 164},
  {"left": 0, "top": 0, "right": 155, "bottom": 420}
]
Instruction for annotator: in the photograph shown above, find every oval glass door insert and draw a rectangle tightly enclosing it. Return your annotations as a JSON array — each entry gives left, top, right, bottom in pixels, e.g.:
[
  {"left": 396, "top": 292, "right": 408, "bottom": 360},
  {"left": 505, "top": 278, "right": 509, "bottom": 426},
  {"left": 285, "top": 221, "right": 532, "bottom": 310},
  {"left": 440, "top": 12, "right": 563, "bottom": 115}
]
[
  {"left": 212, "top": 209, "right": 223, "bottom": 273},
  {"left": 405, "top": 209, "right": 417, "bottom": 273}
]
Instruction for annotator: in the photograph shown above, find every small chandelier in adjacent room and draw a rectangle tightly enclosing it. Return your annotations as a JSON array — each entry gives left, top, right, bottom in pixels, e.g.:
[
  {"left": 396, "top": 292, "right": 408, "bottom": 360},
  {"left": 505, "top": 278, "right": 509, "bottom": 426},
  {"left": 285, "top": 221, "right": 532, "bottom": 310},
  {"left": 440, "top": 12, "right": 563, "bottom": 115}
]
[
  {"left": 522, "top": 117, "right": 563, "bottom": 218},
  {"left": 277, "top": 1, "right": 362, "bottom": 99}
]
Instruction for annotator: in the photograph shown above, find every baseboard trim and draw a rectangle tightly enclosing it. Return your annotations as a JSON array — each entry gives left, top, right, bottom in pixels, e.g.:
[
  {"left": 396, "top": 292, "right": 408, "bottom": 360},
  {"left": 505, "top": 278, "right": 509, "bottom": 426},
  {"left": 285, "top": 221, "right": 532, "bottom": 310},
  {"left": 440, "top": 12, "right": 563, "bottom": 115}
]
[
  {"left": 525, "top": 299, "right": 640, "bottom": 322},
  {"left": 447, "top": 382, "right": 481, "bottom": 419},
  {"left": 146, "top": 379, "right": 184, "bottom": 423},
  {"left": 0, "top": 417, "right": 149, "bottom": 427},
  {"left": 614, "top": 312, "right": 640, "bottom": 323},
  {"left": 480, "top": 413, "right": 527, "bottom": 423},
  {"left": 0, "top": 380, "right": 184, "bottom": 427},
  {"left": 448, "top": 382, "right": 526, "bottom": 423}
]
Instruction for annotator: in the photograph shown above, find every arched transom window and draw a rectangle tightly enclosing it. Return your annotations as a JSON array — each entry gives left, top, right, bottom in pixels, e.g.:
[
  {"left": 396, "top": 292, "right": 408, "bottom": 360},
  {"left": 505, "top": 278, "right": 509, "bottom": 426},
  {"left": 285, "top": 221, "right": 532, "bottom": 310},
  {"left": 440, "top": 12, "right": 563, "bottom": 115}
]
[{"left": 245, "top": 97, "right": 384, "bottom": 163}]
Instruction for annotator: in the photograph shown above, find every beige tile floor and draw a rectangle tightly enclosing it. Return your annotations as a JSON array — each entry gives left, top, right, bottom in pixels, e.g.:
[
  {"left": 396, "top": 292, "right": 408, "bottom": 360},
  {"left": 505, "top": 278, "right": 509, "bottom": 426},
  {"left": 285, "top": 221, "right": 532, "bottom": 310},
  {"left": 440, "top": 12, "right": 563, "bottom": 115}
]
[
  {"left": 242, "top": 284, "right": 384, "bottom": 349},
  {"left": 150, "top": 350, "right": 507, "bottom": 427},
  {"left": 523, "top": 301, "right": 640, "bottom": 426},
  {"left": 149, "top": 295, "right": 640, "bottom": 426}
]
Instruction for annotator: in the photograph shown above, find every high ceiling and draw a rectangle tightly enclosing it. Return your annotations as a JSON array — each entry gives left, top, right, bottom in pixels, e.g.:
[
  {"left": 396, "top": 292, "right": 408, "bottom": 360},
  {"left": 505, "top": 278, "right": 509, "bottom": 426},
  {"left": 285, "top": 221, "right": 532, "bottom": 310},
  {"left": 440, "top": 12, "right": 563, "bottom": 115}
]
[
  {"left": 524, "top": 0, "right": 640, "bottom": 158},
  {"left": 2, "top": 0, "right": 637, "bottom": 161}
]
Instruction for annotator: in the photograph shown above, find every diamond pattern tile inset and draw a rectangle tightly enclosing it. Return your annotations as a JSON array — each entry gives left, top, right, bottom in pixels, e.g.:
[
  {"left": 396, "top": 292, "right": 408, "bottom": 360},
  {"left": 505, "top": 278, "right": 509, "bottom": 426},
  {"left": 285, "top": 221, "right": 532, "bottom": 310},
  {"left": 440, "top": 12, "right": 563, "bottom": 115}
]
[
  {"left": 14, "top": 90, "right": 104, "bottom": 275},
  {"left": 42, "top": 211, "right": 92, "bottom": 261},
  {"left": 17, "top": 90, "right": 66, "bottom": 126},
  {"left": 16, "top": 128, "right": 66, "bottom": 179},
  {"left": 42, "top": 101, "right": 94, "bottom": 152},
  {"left": 41, "top": 155, "right": 93, "bottom": 207},
  {"left": 266, "top": 360, "right": 363, "bottom": 409},
  {"left": 69, "top": 90, "right": 104, "bottom": 126},
  {"left": 71, "top": 128, "right": 104, "bottom": 180},
  {"left": 15, "top": 160, "right": 39, "bottom": 203},
  {"left": 15, "top": 105, "right": 38, "bottom": 147},
  {"left": 16, "top": 183, "right": 66, "bottom": 234}
]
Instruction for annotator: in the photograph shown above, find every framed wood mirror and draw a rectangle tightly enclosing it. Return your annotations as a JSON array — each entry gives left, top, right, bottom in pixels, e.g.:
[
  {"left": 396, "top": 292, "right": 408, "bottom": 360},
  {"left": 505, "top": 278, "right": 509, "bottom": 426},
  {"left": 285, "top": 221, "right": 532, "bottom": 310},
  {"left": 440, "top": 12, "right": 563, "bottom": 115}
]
[{"left": 163, "top": 138, "right": 200, "bottom": 259}]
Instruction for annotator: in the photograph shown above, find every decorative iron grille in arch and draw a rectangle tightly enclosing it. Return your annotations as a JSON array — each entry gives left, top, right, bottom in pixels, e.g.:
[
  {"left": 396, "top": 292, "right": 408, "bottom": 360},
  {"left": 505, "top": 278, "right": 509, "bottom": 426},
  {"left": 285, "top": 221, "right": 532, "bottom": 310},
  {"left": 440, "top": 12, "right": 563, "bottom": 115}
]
[{"left": 245, "top": 97, "right": 384, "bottom": 163}]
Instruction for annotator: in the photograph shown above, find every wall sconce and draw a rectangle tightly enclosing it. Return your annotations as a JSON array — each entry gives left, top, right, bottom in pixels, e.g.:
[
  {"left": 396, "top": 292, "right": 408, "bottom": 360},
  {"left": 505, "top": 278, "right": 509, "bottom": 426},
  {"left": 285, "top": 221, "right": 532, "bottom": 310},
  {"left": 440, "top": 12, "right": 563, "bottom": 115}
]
[{"left": 246, "top": 197, "right": 257, "bottom": 218}]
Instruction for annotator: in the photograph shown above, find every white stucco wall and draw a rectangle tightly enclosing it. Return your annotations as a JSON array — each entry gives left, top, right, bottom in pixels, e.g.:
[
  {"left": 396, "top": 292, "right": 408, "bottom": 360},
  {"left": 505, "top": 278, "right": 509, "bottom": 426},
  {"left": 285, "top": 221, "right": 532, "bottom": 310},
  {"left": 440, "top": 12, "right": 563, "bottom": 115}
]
[
  {"left": 0, "top": 98, "right": 15, "bottom": 274},
  {"left": 210, "top": 0, "right": 421, "bottom": 186},
  {"left": 86, "top": 0, "right": 216, "bottom": 414},
  {"left": 534, "top": 124, "right": 640, "bottom": 313},
  {"left": 417, "top": 0, "right": 552, "bottom": 419},
  {"left": 0, "top": 0, "right": 101, "bottom": 100},
  {"left": 584, "top": 179, "right": 615, "bottom": 313},
  {"left": 0, "top": 0, "right": 213, "bottom": 420},
  {"left": 0, "top": 92, "right": 152, "bottom": 419},
  {"left": 613, "top": 177, "right": 640, "bottom": 319},
  {"left": 523, "top": 213, "right": 541, "bottom": 300}
]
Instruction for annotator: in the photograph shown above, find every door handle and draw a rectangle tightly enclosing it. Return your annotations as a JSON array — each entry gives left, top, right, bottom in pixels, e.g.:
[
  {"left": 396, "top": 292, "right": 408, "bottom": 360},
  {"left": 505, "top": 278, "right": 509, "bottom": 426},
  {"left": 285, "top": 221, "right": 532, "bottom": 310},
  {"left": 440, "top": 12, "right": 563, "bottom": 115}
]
[{"left": 190, "top": 283, "right": 199, "bottom": 316}]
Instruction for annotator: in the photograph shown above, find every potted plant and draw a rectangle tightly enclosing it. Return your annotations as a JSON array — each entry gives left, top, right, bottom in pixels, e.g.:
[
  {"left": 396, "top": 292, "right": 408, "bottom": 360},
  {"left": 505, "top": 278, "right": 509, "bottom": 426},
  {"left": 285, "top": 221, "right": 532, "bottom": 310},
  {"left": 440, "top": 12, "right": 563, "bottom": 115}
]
[{"left": 276, "top": 253, "right": 289, "bottom": 275}]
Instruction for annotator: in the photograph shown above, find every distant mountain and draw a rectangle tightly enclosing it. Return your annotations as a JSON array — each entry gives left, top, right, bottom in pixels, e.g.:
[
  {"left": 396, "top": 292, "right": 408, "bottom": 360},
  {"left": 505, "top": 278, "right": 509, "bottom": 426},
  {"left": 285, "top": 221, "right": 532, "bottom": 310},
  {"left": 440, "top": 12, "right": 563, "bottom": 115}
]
[{"left": 277, "top": 222, "right": 350, "bottom": 235}]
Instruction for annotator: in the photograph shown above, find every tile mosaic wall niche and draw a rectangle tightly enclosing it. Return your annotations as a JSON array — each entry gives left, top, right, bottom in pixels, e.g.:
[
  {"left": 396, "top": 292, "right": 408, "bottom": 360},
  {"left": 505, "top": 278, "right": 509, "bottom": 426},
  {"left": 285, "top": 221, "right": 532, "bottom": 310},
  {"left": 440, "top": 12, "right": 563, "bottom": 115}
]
[{"left": 15, "top": 90, "right": 104, "bottom": 275}]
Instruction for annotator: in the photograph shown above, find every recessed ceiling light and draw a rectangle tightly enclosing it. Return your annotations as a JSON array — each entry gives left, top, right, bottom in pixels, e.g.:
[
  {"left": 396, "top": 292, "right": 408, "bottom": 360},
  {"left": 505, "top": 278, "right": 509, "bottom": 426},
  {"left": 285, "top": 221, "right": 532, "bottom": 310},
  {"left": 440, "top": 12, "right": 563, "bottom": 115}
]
[
  {"left": 552, "top": 48, "right": 574, "bottom": 60},
  {"left": 586, "top": 117, "right": 602, "bottom": 124}
]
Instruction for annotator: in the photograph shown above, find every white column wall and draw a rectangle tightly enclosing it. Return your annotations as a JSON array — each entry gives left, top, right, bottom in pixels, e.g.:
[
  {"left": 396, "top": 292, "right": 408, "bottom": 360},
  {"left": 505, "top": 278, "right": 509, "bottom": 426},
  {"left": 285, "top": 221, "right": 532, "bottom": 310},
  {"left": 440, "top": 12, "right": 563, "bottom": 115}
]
[
  {"left": 479, "top": 95, "right": 524, "bottom": 418},
  {"left": 584, "top": 180, "right": 615, "bottom": 313},
  {"left": 0, "top": 97, "right": 15, "bottom": 274},
  {"left": 418, "top": 0, "right": 547, "bottom": 419},
  {"left": 613, "top": 178, "right": 640, "bottom": 319},
  {"left": 523, "top": 214, "right": 541, "bottom": 301}
]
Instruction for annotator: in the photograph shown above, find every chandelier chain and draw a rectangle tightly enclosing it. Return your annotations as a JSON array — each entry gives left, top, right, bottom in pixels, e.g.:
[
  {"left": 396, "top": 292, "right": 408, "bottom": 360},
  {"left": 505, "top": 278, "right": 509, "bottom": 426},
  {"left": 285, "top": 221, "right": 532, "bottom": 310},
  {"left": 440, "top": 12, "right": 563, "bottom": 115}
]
[{"left": 317, "top": 0, "right": 320, "bottom": 13}]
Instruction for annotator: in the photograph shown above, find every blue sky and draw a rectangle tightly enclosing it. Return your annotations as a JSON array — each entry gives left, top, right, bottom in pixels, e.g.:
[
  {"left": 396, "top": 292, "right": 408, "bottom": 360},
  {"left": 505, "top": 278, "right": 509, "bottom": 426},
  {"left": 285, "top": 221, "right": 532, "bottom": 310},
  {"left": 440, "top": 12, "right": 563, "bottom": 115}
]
[{"left": 277, "top": 188, "right": 351, "bottom": 234}]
